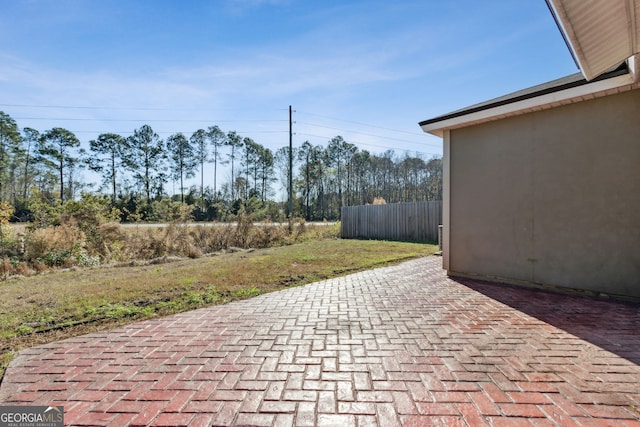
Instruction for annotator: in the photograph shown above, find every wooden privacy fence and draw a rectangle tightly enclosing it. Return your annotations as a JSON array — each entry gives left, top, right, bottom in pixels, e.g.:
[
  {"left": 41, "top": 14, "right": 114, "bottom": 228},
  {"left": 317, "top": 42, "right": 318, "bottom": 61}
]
[{"left": 341, "top": 201, "right": 442, "bottom": 243}]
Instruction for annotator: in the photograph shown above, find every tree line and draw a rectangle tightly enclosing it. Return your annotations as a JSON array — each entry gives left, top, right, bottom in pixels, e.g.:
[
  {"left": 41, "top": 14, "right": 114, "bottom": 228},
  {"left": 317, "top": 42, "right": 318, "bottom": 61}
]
[{"left": 0, "top": 111, "right": 441, "bottom": 223}]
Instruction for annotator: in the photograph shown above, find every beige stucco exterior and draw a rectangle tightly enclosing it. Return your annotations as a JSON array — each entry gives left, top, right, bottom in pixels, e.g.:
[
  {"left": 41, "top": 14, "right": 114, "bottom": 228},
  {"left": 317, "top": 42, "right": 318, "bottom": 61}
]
[{"left": 444, "top": 88, "right": 640, "bottom": 299}]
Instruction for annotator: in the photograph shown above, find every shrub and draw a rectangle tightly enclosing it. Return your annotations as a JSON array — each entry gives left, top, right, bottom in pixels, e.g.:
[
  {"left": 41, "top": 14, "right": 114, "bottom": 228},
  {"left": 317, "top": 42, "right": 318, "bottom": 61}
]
[
  {"left": 189, "top": 224, "right": 234, "bottom": 253},
  {"left": 75, "top": 248, "right": 100, "bottom": 267},
  {"left": 235, "top": 211, "right": 254, "bottom": 247},
  {"left": 162, "top": 222, "right": 200, "bottom": 258},
  {"left": 247, "top": 222, "right": 288, "bottom": 248},
  {"left": 0, "top": 203, "right": 13, "bottom": 229},
  {"left": 41, "top": 249, "right": 72, "bottom": 267},
  {"left": 3, "top": 211, "right": 338, "bottom": 277},
  {"left": 59, "top": 194, "right": 121, "bottom": 257},
  {"left": 24, "top": 225, "right": 85, "bottom": 262},
  {"left": 96, "top": 222, "right": 127, "bottom": 261},
  {"left": 28, "top": 193, "right": 61, "bottom": 230},
  {"left": 372, "top": 197, "right": 387, "bottom": 205},
  {"left": 149, "top": 200, "right": 193, "bottom": 222},
  {"left": 122, "top": 227, "right": 168, "bottom": 260}
]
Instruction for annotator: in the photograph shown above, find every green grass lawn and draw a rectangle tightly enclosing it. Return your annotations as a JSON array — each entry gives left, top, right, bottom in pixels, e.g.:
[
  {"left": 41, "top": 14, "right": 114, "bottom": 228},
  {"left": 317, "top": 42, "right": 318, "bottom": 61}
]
[{"left": 0, "top": 238, "right": 437, "bottom": 381}]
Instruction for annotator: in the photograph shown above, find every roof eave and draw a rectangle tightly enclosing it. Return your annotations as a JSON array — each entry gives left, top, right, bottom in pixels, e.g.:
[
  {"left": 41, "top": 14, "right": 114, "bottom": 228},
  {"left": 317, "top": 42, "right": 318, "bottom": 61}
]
[
  {"left": 420, "top": 62, "right": 638, "bottom": 137},
  {"left": 546, "top": 0, "right": 640, "bottom": 81}
]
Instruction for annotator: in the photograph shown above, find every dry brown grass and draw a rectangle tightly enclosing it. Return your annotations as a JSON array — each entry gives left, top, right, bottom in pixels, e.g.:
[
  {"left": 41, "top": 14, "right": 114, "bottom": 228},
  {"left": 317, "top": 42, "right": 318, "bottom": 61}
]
[
  {"left": 1, "top": 220, "right": 337, "bottom": 277},
  {"left": 24, "top": 224, "right": 84, "bottom": 259}
]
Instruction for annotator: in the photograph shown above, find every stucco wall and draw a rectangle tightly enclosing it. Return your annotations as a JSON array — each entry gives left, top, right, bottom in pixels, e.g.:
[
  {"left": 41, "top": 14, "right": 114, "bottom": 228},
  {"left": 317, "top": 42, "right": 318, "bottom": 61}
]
[{"left": 448, "top": 89, "right": 640, "bottom": 299}]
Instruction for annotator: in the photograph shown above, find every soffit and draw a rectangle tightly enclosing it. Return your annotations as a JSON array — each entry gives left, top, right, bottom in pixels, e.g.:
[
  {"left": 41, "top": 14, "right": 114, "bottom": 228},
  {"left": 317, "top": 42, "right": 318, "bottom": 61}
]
[{"left": 548, "top": 0, "right": 640, "bottom": 80}]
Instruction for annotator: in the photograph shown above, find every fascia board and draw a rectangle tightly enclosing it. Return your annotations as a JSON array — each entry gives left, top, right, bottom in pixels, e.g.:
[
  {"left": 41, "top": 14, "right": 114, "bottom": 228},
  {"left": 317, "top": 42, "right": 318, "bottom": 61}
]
[
  {"left": 546, "top": 0, "right": 595, "bottom": 79},
  {"left": 420, "top": 72, "right": 635, "bottom": 137}
]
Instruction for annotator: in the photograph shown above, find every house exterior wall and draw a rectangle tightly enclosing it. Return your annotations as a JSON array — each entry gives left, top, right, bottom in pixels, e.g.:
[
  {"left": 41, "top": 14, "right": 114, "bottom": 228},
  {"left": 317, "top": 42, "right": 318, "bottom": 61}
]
[{"left": 448, "top": 88, "right": 640, "bottom": 299}]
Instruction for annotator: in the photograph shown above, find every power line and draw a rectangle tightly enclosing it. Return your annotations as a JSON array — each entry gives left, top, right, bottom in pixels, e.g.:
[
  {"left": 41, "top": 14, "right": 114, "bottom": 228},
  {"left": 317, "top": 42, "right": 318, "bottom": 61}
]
[
  {"left": 296, "top": 132, "right": 440, "bottom": 157},
  {"left": 5, "top": 105, "right": 432, "bottom": 140},
  {"left": 297, "top": 121, "right": 441, "bottom": 148},
  {"left": 1, "top": 104, "right": 176, "bottom": 111},
  {"left": 0, "top": 103, "right": 283, "bottom": 113},
  {"left": 5, "top": 105, "right": 440, "bottom": 155},
  {"left": 60, "top": 130, "right": 288, "bottom": 135},
  {"left": 297, "top": 110, "right": 427, "bottom": 137},
  {"left": 12, "top": 117, "right": 286, "bottom": 123},
  {"left": 3, "top": 104, "right": 430, "bottom": 140}
]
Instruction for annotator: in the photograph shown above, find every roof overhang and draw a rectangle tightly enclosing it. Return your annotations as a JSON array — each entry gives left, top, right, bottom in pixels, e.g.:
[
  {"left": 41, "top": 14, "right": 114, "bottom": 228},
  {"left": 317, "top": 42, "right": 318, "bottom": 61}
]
[
  {"left": 420, "top": 58, "right": 640, "bottom": 137},
  {"left": 420, "top": 0, "right": 640, "bottom": 138},
  {"left": 546, "top": 0, "right": 640, "bottom": 81}
]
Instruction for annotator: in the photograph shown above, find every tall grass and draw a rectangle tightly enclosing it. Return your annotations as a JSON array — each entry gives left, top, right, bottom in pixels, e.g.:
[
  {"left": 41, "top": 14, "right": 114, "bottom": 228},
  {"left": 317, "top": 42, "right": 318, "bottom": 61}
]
[{"left": 2, "top": 217, "right": 339, "bottom": 278}]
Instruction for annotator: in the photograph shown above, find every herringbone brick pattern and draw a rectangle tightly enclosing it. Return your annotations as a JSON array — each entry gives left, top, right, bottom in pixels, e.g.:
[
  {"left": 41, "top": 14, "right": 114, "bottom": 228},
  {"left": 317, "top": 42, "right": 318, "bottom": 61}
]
[{"left": 1, "top": 257, "right": 639, "bottom": 426}]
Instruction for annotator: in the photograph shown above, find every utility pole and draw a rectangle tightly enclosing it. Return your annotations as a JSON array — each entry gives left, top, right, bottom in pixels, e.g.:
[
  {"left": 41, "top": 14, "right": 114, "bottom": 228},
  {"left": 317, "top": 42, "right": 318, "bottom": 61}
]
[{"left": 288, "top": 105, "right": 293, "bottom": 218}]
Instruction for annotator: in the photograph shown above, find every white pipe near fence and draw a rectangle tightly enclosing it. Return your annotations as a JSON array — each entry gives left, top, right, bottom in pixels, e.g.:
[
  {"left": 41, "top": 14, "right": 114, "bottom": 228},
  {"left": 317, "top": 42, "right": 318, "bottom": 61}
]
[{"left": 340, "top": 201, "right": 442, "bottom": 243}]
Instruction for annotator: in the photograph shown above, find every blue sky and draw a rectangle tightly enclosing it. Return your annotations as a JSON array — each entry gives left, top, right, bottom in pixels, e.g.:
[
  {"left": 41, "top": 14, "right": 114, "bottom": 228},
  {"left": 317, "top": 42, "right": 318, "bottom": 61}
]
[{"left": 0, "top": 0, "right": 577, "bottom": 193}]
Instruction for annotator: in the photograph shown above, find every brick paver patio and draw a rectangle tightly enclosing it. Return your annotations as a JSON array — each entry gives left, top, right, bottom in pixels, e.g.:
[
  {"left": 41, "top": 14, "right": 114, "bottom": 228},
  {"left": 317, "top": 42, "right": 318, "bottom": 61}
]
[{"left": 1, "top": 257, "right": 639, "bottom": 426}]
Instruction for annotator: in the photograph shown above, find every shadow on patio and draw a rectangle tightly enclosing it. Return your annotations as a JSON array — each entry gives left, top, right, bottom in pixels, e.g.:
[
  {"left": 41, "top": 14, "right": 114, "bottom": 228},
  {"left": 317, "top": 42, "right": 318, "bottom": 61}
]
[{"left": 456, "top": 277, "right": 640, "bottom": 366}]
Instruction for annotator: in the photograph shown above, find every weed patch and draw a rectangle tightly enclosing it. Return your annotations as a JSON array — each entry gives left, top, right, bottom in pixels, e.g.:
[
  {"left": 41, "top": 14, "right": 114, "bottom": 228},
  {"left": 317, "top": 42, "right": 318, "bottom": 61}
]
[
  {"left": 2, "top": 219, "right": 340, "bottom": 277},
  {"left": 232, "top": 287, "right": 263, "bottom": 298}
]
